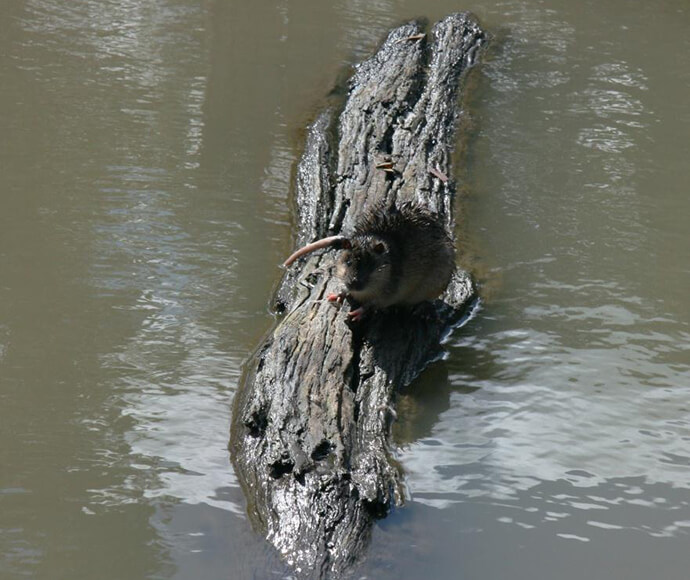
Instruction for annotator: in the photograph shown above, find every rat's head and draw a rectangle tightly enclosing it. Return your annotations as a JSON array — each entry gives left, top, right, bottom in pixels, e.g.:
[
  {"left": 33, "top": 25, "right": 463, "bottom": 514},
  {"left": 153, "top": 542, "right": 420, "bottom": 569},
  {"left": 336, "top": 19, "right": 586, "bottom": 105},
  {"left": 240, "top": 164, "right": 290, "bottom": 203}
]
[{"left": 335, "top": 235, "right": 393, "bottom": 303}]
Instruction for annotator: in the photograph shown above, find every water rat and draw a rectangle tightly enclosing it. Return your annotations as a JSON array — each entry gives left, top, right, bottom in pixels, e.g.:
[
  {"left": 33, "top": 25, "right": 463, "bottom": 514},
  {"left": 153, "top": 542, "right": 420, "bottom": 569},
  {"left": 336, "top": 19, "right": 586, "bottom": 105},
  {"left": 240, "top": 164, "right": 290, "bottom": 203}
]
[{"left": 284, "top": 203, "right": 455, "bottom": 320}]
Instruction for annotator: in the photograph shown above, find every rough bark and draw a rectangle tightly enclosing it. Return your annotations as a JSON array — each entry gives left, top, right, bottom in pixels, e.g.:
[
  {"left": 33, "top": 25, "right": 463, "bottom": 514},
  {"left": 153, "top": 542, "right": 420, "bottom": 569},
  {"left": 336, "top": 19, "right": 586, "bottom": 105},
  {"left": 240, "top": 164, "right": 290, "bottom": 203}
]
[{"left": 230, "top": 13, "right": 486, "bottom": 578}]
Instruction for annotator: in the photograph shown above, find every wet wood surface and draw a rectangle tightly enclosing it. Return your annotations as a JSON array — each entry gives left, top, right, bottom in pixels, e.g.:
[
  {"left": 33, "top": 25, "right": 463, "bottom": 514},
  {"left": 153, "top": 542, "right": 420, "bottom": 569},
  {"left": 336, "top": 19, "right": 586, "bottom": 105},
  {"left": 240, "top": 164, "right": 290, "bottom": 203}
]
[{"left": 230, "top": 12, "right": 487, "bottom": 578}]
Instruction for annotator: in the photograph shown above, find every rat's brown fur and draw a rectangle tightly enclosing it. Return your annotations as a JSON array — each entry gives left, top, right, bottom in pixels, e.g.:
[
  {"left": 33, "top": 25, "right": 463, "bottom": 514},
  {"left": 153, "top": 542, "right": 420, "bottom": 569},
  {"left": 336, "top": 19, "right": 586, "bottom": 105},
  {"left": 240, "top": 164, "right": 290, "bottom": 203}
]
[
  {"left": 335, "top": 203, "right": 455, "bottom": 311},
  {"left": 284, "top": 203, "right": 455, "bottom": 319}
]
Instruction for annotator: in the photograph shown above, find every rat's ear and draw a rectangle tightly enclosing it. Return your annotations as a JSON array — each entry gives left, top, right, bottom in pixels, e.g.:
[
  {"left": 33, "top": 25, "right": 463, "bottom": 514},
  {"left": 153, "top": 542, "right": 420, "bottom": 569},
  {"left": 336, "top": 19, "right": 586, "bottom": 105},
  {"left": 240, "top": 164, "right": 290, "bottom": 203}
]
[
  {"left": 341, "top": 239, "right": 352, "bottom": 250},
  {"left": 373, "top": 241, "right": 387, "bottom": 254}
]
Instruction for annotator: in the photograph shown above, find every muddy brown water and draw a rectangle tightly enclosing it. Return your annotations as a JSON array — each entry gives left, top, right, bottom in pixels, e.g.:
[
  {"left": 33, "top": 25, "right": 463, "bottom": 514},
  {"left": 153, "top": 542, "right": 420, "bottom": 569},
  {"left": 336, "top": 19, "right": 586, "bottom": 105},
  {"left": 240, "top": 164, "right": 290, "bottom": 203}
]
[{"left": 1, "top": 1, "right": 689, "bottom": 579}]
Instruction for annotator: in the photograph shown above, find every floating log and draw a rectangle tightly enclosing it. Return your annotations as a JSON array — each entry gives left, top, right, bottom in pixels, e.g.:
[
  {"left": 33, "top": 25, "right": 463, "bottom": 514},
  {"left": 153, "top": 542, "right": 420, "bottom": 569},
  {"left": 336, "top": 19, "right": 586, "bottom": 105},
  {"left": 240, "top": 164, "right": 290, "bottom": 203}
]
[{"left": 230, "top": 13, "right": 487, "bottom": 578}]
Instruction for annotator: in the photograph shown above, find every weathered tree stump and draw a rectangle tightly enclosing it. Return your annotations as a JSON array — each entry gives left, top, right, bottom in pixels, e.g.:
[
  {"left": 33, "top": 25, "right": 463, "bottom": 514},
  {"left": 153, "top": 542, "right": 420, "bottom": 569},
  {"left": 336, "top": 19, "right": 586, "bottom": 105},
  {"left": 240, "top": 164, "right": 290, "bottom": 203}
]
[{"left": 230, "top": 13, "right": 486, "bottom": 578}]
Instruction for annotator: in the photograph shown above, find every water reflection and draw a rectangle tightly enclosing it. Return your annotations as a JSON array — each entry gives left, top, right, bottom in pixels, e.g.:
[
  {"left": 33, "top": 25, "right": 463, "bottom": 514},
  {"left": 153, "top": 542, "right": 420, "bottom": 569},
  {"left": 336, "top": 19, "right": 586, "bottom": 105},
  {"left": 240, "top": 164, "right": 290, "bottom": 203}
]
[
  {"left": 2, "top": 0, "right": 254, "bottom": 576},
  {"left": 2, "top": 0, "right": 690, "bottom": 578},
  {"left": 399, "top": 281, "right": 690, "bottom": 508},
  {"left": 395, "top": 0, "right": 689, "bottom": 562},
  {"left": 74, "top": 0, "right": 249, "bottom": 521}
]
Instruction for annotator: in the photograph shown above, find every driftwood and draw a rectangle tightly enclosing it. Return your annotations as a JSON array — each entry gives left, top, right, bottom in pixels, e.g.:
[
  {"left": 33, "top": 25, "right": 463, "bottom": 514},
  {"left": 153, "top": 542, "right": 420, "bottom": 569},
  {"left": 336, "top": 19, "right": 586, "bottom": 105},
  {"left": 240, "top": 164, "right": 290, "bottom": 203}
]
[{"left": 230, "top": 13, "right": 486, "bottom": 578}]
